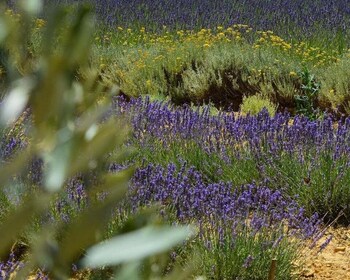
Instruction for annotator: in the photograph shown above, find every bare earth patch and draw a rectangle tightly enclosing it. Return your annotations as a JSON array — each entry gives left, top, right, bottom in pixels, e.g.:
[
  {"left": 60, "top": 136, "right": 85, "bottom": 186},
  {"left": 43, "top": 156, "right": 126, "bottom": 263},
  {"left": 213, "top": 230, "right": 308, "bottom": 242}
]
[{"left": 300, "top": 227, "right": 350, "bottom": 279}]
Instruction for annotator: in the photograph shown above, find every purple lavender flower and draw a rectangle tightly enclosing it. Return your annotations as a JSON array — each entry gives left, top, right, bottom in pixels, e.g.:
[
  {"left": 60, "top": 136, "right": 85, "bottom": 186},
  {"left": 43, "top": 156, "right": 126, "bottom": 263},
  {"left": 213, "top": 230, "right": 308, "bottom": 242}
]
[
  {"left": 242, "top": 254, "right": 254, "bottom": 268},
  {"left": 0, "top": 254, "right": 48, "bottom": 280},
  {"left": 129, "top": 162, "right": 322, "bottom": 240},
  {"left": 66, "top": 178, "right": 87, "bottom": 209},
  {"left": 34, "top": 270, "right": 49, "bottom": 280},
  {"left": 50, "top": 0, "right": 350, "bottom": 46},
  {"left": 0, "top": 137, "right": 21, "bottom": 161},
  {"left": 116, "top": 97, "right": 350, "bottom": 223},
  {"left": 318, "top": 235, "right": 333, "bottom": 253},
  {"left": 0, "top": 253, "right": 23, "bottom": 279}
]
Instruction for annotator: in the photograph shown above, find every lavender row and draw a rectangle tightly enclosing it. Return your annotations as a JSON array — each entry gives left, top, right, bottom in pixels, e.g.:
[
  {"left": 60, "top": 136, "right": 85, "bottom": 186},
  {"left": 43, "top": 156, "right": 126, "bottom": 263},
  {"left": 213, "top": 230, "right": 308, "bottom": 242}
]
[
  {"left": 115, "top": 97, "right": 350, "bottom": 162},
  {"left": 29, "top": 0, "right": 350, "bottom": 43},
  {"left": 129, "top": 162, "right": 321, "bottom": 240}
]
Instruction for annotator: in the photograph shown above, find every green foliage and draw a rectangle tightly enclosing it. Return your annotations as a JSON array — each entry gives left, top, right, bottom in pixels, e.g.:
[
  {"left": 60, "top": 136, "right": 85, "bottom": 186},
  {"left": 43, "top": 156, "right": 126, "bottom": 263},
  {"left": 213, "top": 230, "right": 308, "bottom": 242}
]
[
  {"left": 94, "top": 34, "right": 309, "bottom": 112},
  {"left": 294, "top": 67, "right": 321, "bottom": 119},
  {"left": 0, "top": 1, "right": 192, "bottom": 278},
  {"left": 318, "top": 54, "right": 350, "bottom": 115},
  {"left": 131, "top": 138, "right": 260, "bottom": 185},
  {"left": 194, "top": 226, "right": 299, "bottom": 280},
  {"left": 240, "top": 95, "right": 277, "bottom": 116},
  {"left": 260, "top": 150, "right": 350, "bottom": 223}
]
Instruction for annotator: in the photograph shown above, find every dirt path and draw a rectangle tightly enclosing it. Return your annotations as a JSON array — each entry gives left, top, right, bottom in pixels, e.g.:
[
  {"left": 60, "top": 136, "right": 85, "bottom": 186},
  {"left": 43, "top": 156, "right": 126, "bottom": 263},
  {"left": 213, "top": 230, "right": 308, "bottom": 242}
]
[{"left": 300, "top": 227, "right": 350, "bottom": 279}]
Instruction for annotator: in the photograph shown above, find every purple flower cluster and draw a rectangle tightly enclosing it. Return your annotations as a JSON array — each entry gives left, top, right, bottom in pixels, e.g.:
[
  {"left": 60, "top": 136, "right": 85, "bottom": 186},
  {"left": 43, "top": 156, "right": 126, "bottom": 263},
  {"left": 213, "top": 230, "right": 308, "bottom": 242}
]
[
  {"left": 41, "top": 0, "right": 350, "bottom": 44},
  {"left": 53, "top": 177, "right": 88, "bottom": 223},
  {"left": 0, "top": 253, "right": 48, "bottom": 280},
  {"left": 116, "top": 97, "right": 350, "bottom": 163},
  {"left": 67, "top": 178, "right": 87, "bottom": 209},
  {"left": 129, "top": 162, "right": 321, "bottom": 240},
  {"left": 0, "top": 137, "right": 21, "bottom": 161},
  {"left": 0, "top": 254, "right": 23, "bottom": 280},
  {"left": 242, "top": 255, "right": 254, "bottom": 269},
  {"left": 116, "top": 97, "right": 350, "bottom": 223},
  {"left": 28, "top": 158, "right": 44, "bottom": 186}
]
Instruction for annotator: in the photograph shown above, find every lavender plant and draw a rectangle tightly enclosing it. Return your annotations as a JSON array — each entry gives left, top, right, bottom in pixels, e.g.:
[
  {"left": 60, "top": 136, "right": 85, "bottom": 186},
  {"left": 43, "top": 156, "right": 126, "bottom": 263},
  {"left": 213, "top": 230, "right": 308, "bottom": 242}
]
[
  {"left": 116, "top": 97, "right": 350, "bottom": 223},
  {"left": 0, "top": 253, "right": 24, "bottom": 280},
  {"left": 0, "top": 254, "right": 48, "bottom": 280},
  {"left": 128, "top": 163, "right": 322, "bottom": 279},
  {"left": 48, "top": 0, "right": 350, "bottom": 50}
]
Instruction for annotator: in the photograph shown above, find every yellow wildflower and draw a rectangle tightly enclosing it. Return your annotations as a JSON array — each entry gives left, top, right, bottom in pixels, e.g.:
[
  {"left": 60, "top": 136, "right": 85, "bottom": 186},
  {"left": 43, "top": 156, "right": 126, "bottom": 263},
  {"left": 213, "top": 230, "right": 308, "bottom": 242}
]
[{"left": 35, "top": 18, "right": 46, "bottom": 29}]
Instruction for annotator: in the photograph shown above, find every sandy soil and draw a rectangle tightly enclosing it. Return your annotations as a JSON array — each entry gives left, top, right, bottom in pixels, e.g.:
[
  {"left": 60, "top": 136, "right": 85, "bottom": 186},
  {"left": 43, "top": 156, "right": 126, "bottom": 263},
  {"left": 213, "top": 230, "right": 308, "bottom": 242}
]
[{"left": 300, "top": 227, "right": 350, "bottom": 279}]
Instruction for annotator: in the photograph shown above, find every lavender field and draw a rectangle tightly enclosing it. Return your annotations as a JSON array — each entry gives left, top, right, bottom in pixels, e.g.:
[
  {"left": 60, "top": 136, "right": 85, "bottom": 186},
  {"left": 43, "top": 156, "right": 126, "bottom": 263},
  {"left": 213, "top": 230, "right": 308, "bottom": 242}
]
[{"left": 1, "top": 0, "right": 350, "bottom": 279}]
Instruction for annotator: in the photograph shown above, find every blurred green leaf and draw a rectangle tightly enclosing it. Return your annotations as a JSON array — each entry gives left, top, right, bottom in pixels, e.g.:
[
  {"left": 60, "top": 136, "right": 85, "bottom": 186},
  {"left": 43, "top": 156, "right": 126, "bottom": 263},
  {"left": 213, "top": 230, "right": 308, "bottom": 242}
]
[
  {"left": 50, "top": 178, "right": 129, "bottom": 277},
  {"left": 76, "top": 105, "right": 110, "bottom": 133},
  {"left": 0, "top": 77, "right": 33, "bottom": 126},
  {"left": 0, "top": 195, "right": 49, "bottom": 258},
  {"left": 42, "top": 8, "right": 68, "bottom": 57},
  {"left": 14, "top": 230, "right": 56, "bottom": 280},
  {"left": 90, "top": 168, "right": 135, "bottom": 196},
  {"left": 19, "top": 0, "right": 43, "bottom": 16},
  {"left": 81, "top": 226, "right": 194, "bottom": 268},
  {"left": 62, "top": 5, "right": 93, "bottom": 67},
  {"left": 68, "top": 120, "right": 128, "bottom": 176},
  {"left": 0, "top": 3, "right": 194, "bottom": 279},
  {"left": 0, "top": 148, "right": 33, "bottom": 187},
  {"left": 113, "top": 261, "right": 141, "bottom": 280},
  {"left": 0, "top": 18, "right": 8, "bottom": 42},
  {"left": 43, "top": 136, "right": 73, "bottom": 192}
]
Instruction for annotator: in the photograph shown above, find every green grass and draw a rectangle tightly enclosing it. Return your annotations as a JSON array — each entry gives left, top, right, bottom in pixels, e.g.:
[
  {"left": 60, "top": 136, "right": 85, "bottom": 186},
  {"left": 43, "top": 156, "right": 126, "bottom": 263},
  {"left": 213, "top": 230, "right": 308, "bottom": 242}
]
[
  {"left": 193, "top": 226, "right": 300, "bottom": 280},
  {"left": 129, "top": 132, "right": 261, "bottom": 186}
]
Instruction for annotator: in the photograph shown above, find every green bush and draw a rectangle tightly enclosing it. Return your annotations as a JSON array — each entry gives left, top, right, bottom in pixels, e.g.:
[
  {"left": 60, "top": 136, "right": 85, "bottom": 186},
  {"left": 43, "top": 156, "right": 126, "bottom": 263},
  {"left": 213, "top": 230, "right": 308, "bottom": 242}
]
[
  {"left": 318, "top": 54, "right": 350, "bottom": 114},
  {"left": 240, "top": 94, "right": 277, "bottom": 116}
]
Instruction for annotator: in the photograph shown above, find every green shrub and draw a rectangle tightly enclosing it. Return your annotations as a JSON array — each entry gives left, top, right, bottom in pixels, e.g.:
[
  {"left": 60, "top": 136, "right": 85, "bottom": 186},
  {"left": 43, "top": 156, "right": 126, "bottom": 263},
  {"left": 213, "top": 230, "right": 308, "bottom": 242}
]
[
  {"left": 240, "top": 94, "right": 277, "bottom": 116},
  {"left": 318, "top": 54, "right": 350, "bottom": 114},
  {"left": 294, "top": 67, "right": 321, "bottom": 120}
]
